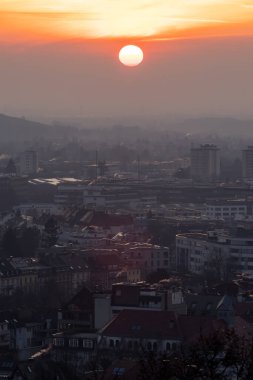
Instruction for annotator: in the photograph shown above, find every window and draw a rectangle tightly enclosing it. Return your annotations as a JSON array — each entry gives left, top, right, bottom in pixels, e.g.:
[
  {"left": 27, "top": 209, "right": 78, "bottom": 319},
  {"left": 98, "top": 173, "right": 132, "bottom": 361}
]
[
  {"left": 83, "top": 339, "right": 93, "bottom": 349},
  {"left": 53, "top": 338, "right": 64, "bottom": 347},
  {"left": 109, "top": 339, "right": 114, "bottom": 347},
  {"left": 153, "top": 342, "right": 158, "bottom": 351},
  {"left": 166, "top": 342, "right": 171, "bottom": 351},
  {"left": 164, "top": 260, "right": 168, "bottom": 267},
  {"left": 206, "top": 303, "right": 212, "bottom": 312},
  {"left": 131, "top": 325, "right": 141, "bottom": 331},
  {"left": 172, "top": 343, "right": 177, "bottom": 351},
  {"left": 128, "top": 340, "right": 133, "bottom": 350},
  {"left": 112, "top": 368, "right": 125, "bottom": 376},
  {"left": 147, "top": 342, "right": 152, "bottom": 350},
  {"left": 69, "top": 338, "right": 79, "bottom": 348},
  {"left": 164, "top": 252, "right": 168, "bottom": 258}
]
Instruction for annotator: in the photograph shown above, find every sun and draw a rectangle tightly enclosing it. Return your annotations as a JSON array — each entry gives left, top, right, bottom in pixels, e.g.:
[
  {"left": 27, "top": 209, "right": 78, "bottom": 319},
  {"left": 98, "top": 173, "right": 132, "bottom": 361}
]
[{"left": 119, "top": 45, "right": 144, "bottom": 67}]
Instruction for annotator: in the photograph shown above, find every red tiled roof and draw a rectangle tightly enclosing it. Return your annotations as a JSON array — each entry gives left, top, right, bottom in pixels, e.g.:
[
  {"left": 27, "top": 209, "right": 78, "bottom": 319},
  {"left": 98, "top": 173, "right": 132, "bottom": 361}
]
[
  {"left": 88, "top": 212, "right": 133, "bottom": 228},
  {"left": 100, "top": 309, "right": 226, "bottom": 343},
  {"left": 100, "top": 309, "right": 181, "bottom": 340},
  {"left": 94, "top": 254, "right": 123, "bottom": 267},
  {"left": 178, "top": 315, "right": 226, "bottom": 343}
]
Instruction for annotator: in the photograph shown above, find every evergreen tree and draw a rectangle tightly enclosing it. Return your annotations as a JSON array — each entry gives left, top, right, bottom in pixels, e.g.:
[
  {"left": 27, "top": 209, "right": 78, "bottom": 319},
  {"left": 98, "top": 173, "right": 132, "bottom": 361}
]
[
  {"left": 43, "top": 217, "right": 59, "bottom": 248},
  {"left": 2, "top": 227, "right": 19, "bottom": 256},
  {"left": 20, "top": 227, "right": 40, "bottom": 256}
]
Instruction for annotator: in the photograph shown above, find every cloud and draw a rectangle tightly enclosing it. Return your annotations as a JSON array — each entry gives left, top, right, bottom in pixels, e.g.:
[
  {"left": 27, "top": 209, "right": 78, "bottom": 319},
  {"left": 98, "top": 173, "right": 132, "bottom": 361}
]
[{"left": 0, "top": 0, "right": 252, "bottom": 41}]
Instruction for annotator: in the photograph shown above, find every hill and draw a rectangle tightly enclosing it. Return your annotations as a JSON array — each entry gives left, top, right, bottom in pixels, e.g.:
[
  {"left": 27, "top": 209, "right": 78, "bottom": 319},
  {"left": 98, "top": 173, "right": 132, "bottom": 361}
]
[{"left": 0, "top": 114, "right": 75, "bottom": 142}]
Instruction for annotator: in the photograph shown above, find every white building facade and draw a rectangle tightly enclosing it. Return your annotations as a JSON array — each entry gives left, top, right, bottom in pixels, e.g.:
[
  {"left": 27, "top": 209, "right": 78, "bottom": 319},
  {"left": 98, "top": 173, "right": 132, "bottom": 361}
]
[
  {"left": 204, "top": 202, "right": 251, "bottom": 220},
  {"left": 176, "top": 231, "right": 253, "bottom": 276}
]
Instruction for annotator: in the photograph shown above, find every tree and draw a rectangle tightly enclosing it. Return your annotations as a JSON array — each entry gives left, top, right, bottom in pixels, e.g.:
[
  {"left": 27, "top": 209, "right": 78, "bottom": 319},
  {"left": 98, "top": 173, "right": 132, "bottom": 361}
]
[
  {"left": 1, "top": 227, "right": 19, "bottom": 256},
  {"left": 138, "top": 329, "right": 253, "bottom": 380},
  {"left": 43, "top": 217, "right": 59, "bottom": 248},
  {"left": 1, "top": 225, "right": 40, "bottom": 258},
  {"left": 20, "top": 226, "right": 40, "bottom": 256},
  {"left": 146, "top": 269, "right": 169, "bottom": 284},
  {"left": 205, "top": 251, "right": 235, "bottom": 283}
]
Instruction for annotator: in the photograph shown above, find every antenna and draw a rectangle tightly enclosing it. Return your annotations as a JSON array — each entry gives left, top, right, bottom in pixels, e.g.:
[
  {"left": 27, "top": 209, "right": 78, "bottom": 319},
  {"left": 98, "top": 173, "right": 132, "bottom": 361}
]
[
  {"left": 95, "top": 150, "right": 98, "bottom": 180},
  {"left": 137, "top": 155, "right": 141, "bottom": 181}
]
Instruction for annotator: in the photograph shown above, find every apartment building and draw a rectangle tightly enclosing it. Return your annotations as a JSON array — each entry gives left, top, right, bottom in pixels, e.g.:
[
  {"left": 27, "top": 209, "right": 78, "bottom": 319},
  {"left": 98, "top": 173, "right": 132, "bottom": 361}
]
[{"left": 176, "top": 230, "right": 253, "bottom": 276}]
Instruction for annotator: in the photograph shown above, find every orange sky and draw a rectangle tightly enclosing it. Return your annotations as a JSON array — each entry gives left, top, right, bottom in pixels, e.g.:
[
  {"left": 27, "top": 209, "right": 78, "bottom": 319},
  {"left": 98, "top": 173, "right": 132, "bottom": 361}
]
[{"left": 1, "top": 0, "right": 253, "bottom": 44}]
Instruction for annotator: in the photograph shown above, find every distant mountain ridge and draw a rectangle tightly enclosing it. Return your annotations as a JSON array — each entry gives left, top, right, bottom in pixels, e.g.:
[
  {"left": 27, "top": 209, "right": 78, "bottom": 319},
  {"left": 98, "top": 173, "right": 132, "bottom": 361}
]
[
  {"left": 176, "top": 117, "right": 253, "bottom": 135},
  {"left": 0, "top": 113, "right": 75, "bottom": 142},
  {"left": 0, "top": 114, "right": 252, "bottom": 142}
]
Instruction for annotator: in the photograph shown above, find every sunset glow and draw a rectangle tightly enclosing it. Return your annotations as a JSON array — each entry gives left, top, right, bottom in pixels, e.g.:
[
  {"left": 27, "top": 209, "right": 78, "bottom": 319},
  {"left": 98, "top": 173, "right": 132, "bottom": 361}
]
[{"left": 1, "top": 0, "right": 253, "bottom": 43}]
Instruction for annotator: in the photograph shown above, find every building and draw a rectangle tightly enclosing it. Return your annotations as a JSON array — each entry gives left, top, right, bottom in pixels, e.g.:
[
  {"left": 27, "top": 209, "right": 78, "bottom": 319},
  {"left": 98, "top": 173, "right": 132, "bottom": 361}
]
[
  {"left": 55, "top": 183, "right": 86, "bottom": 205},
  {"left": 176, "top": 230, "right": 253, "bottom": 276},
  {"left": 51, "top": 330, "right": 97, "bottom": 377},
  {"left": 98, "top": 309, "right": 224, "bottom": 355},
  {"left": 57, "top": 287, "right": 94, "bottom": 331},
  {"left": 90, "top": 254, "right": 124, "bottom": 290},
  {"left": 20, "top": 151, "right": 38, "bottom": 176},
  {"left": 0, "top": 313, "right": 10, "bottom": 349},
  {"left": 123, "top": 243, "right": 172, "bottom": 275},
  {"left": 242, "top": 146, "right": 253, "bottom": 181},
  {"left": 93, "top": 283, "right": 187, "bottom": 330},
  {"left": 13, "top": 203, "right": 64, "bottom": 217},
  {"left": 204, "top": 200, "right": 252, "bottom": 220},
  {"left": 9, "top": 318, "right": 52, "bottom": 361},
  {"left": 0, "top": 259, "right": 21, "bottom": 296},
  {"left": 191, "top": 144, "right": 220, "bottom": 182}
]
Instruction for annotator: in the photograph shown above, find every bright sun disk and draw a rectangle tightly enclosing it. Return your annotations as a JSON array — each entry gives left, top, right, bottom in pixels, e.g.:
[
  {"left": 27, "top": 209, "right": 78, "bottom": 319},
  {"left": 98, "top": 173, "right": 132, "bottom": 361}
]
[{"left": 119, "top": 45, "right": 144, "bottom": 67}]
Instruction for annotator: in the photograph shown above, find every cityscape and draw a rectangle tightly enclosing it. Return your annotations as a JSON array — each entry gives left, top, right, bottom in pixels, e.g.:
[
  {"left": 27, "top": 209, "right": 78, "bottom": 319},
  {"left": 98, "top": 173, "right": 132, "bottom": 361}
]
[
  {"left": 0, "top": 120, "right": 253, "bottom": 378},
  {"left": 1, "top": 1, "right": 253, "bottom": 379}
]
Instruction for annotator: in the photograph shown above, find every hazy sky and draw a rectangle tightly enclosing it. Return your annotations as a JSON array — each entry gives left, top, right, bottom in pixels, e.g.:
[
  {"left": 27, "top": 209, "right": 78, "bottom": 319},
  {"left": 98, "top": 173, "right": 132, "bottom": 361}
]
[{"left": 1, "top": 1, "right": 253, "bottom": 119}]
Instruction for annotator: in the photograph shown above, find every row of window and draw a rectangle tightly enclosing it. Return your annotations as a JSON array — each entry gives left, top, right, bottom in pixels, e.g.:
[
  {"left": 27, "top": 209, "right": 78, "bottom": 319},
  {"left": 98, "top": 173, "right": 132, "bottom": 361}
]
[
  {"left": 53, "top": 338, "right": 93, "bottom": 348},
  {"left": 210, "top": 212, "right": 245, "bottom": 217},
  {"left": 208, "top": 207, "right": 245, "bottom": 211},
  {"left": 150, "top": 260, "right": 169, "bottom": 267},
  {"left": 109, "top": 339, "right": 178, "bottom": 351}
]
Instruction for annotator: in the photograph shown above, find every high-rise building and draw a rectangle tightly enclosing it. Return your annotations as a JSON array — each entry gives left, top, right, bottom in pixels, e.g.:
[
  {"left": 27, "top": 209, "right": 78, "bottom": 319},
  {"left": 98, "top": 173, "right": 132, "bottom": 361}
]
[
  {"left": 20, "top": 150, "right": 38, "bottom": 175},
  {"left": 190, "top": 144, "right": 220, "bottom": 182},
  {"left": 242, "top": 146, "right": 253, "bottom": 181}
]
